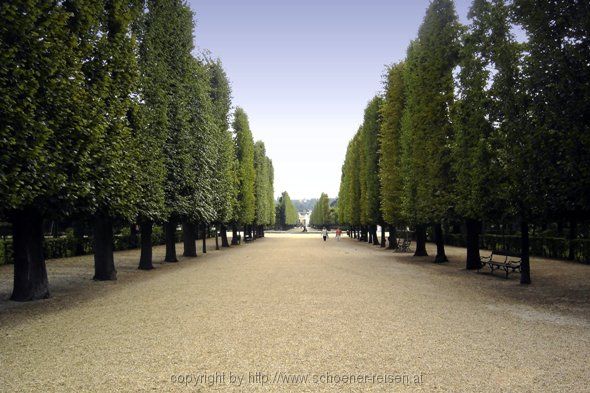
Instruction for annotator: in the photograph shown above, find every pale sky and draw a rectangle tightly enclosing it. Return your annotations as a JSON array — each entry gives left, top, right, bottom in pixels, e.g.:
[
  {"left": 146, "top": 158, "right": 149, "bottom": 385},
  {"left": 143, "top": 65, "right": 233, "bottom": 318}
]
[{"left": 190, "top": 0, "right": 474, "bottom": 200}]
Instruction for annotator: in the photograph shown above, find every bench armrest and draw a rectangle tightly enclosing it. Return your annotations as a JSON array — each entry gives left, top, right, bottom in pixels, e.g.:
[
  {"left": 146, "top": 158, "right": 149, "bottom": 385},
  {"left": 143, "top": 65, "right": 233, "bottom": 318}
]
[{"left": 480, "top": 253, "right": 493, "bottom": 262}]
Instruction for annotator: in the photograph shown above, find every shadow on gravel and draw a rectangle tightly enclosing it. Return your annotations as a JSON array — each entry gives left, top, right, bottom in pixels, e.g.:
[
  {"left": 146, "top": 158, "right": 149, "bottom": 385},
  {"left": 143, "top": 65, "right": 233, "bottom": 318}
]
[{"left": 342, "top": 237, "right": 590, "bottom": 321}]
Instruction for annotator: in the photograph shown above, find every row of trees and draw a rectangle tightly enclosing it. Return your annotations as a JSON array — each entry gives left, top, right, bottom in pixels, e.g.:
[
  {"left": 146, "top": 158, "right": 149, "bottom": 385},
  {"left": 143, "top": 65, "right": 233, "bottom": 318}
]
[
  {"left": 309, "top": 193, "right": 337, "bottom": 228},
  {"left": 0, "top": 0, "right": 275, "bottom": 300},
  {"left": 275, "top": 191, "right": 298, "bottom": 229},
  {"left": 337, "top": 0, "right": 590, "bottom": 284}
]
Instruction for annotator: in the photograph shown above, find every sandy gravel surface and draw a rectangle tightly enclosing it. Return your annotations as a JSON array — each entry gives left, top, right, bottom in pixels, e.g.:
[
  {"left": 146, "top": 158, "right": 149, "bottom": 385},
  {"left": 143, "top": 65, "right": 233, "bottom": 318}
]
[{"left": 0, "top": 234, "right": 589, "bottom": 392}]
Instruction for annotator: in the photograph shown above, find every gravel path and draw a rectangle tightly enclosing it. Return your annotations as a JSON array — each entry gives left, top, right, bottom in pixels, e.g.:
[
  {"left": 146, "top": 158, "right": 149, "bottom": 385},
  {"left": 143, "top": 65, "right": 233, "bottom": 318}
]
[{"left": 0, "top": 234, "right": 589, "bottom": 392}]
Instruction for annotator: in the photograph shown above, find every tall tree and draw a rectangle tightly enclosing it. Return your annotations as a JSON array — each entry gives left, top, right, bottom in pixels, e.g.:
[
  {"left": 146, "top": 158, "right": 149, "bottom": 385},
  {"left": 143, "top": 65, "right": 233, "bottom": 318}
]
[
  {"left": 267, "top": 158, "right": 276, "bottom": 229},
  {"left": 402, "top": 0, "right": 461, "bottom": 262},
  {"left": 142, "top": 0, "right": 199, "bottom": 263},
  {"left": 135, "top": 0, "right": 170, "bottom": 270},
  {"left": 379, "top": 62, "right": 406, "bottom": 249},
  {"left": 78, "top": 0, "right": 143, "bottom": 280},
  {"left": 310, "top": 193, "right": 331, "bottom": 228},
  {"left": 361, "top": 96, "right": 384, "bottom": 245},
  {"left": 276, "top": 191, "right": 298, "bottom": 229},
  {"left": 233, "top": 107, "right": 256, "bottom": 240},
  {"left": 206, "top": 59, "right": 238, "bottom": 248},
  {"left": 254, "top": 141, "right": 273, "bottom": 237},
  {"left": 0, "top": 0, "right": 97, "bottom": 299},
  {"left": 451, "top": 0, "right": 513, "bottom": 270},
  {"left": 511, "top": 0, "right": 590, "bottom": 282}
]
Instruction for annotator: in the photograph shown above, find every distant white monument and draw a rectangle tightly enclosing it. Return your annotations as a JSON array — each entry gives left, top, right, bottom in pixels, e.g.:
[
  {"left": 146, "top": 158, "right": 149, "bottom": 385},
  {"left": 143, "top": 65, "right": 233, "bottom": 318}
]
[{"left": 298, "top": 211, "right": 311, "bottom": 227}]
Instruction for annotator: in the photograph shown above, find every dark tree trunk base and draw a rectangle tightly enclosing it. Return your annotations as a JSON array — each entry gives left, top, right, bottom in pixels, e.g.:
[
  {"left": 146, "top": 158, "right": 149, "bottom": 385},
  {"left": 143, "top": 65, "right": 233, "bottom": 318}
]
[
  {"left": 215, "top": 226, "right": 220, "bottom": 250},
  {"left": 520, "top": 219, "right": 531, "bottom": 284},
  {"left": 414, "top": 225, "right": 428, "bottom": 257},
  {"left": 465, "top": 218, "right": 481, "bottom": 269},
  {"left": 202, "top": 224, "right": 207, "bottom": 254},
  {"left": 221, "top": 225, "right": 230, "bottom": 247},
  {"left": 93, "top": 215, "right": 117, "bottom": 281},
  {"left": 433, "top": 223, "right": 448, "bottom": 263},
  {"left": 165, "top": 219, "right": 178, "bottom": 262},
  {"left": 10, "top": 208, "right": 50, "bottom": 301},
  {"left": 182, "top": 221, "right": 197, "bottom": 257},
  {"left": 231, "top": 225, "right": 239, "bottom": 245},
  {"left": 388, "top": 225, "right": 397, "bottom": 249},
  {"left": 380, "top": 225, "right": 386, "bottom": 248},
  {"left": 138, "top": 220, "right": 154, "bottom": 270}
]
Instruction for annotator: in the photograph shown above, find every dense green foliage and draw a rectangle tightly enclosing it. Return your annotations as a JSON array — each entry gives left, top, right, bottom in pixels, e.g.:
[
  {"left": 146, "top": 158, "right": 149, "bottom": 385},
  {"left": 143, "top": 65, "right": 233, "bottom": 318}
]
[
  {"left": 254, "top": 141, "right": 275, "bottom": 227},
  {"left": 310, "top": 193, "right": 335, "bottom": 228},
  {"left": 233, "top": 107, "right": 257, "bottom": 226},
  {"left": 207, "top": 59, "right": 239, "bottom": 225},
  {"left": 0, "top": 0, "right": 99, "bottom": 215},
  {"left": 275, "top": 191, "right": 298, "bottom": 229},
  {"left": 513, "top": 0, "right": 590, "bottom": 220},
  {"left": 378, "top": 63, "right": 406, "bottom": 227}
]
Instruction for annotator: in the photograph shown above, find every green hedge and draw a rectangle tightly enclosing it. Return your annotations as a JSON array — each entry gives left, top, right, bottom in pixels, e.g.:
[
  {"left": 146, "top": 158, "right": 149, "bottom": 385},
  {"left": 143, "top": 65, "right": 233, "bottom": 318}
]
[
  {"left": 0, "top": 226, "right": 184, "bottom": 265},
  {"left": 439, "top": 233, "right": 590, "bottom": 264}
]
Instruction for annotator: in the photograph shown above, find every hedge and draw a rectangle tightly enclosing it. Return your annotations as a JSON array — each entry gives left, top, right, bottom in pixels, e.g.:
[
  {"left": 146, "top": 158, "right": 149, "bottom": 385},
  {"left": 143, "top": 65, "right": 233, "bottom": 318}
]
[{"left": 0, "top": 226, "right": 184, "bottom": 265}]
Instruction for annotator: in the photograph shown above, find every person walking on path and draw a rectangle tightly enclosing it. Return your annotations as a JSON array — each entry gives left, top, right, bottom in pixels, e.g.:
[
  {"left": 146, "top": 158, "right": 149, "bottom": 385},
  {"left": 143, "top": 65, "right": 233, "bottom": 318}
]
[
  {"left": 335, "top": 228, "right": 342, "bottom": 241},
  {"left": 322, "top": 227, "right": 328, "bottom": 242}
]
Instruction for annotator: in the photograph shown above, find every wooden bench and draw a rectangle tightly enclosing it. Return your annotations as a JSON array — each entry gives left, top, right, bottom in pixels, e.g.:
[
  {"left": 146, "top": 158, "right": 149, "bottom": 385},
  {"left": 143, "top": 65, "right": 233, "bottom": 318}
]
[
  {"left": 244, "top": 235, "right": 253, "bottom": 243},
  {"left": 395, "top": 238, "right": 412, "bottom": 253},
  {"left": 478, "top": 250, "right": 522, "bottom": 278}
]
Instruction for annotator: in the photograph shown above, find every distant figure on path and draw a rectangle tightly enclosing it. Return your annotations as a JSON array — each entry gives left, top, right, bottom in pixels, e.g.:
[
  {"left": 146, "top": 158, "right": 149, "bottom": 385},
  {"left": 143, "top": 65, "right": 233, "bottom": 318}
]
[
  {"left": 322, "top": 227, "right": 328, "bottom": 241},
  {"left": 335, "top": 228, "right": 342, "bottom": 241}
]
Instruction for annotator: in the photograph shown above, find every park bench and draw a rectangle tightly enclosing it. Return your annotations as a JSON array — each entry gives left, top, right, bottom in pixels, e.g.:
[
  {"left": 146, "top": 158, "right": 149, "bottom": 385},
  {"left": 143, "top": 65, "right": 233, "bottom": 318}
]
[
  {"left": 395, "top": 238, "right": 412, "bottom": 253},
  {"left": 478, "top": 250, "right": 521, "bottom": 279},
  {"left": 244, "top": 235, "right": 253, "bottom": 243}
]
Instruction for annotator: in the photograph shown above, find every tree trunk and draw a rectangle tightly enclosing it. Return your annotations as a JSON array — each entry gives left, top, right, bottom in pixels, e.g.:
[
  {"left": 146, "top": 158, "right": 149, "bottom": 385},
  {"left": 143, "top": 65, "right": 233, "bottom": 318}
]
[
  {"left": 373, "top": 225, "right": 379, "bottom": 246},
  {"left": 380, "top": 225, "right": 386, "bottom": 248},
  {"left": 231, "top": 224, "right": 239, "bottom": 245},
  {"left": 10, "top": 208, "right": 50, "bottom": 301},
  {"left": 388, "top": 225, "right": 397, "bottom": 249},
  {"left": 414, "top": 224, "right": 428, "bottom": 257},
  {"left": 465, "top": 218, "right": 481, "bottom": 270},
  {"left": 433, "top": 223, "right": 448, "bottom": 263},
  {"left": 215, "top": 225, "right": 220, "bottom": 250},
  {"left": 138, "top": 220, "right": 153, "bottom": 270},
  {"left": 164, "top": 219, "right": 178, "bottom": 262},
  {"left": 93, "top": 214, "right": 116, "bottom": 281},
  {"left": 520, "top": 219, "right": 531, "bottom": 284},
  {"left": 567, "top": 218, "right": 577, "bottom": 261},
  {"left": 221, "top": 224, "right": 230, "bottom": 247},
  {"left": 182, "top": 221, "right": 197, "bottom": 257},
  {"left": 202, "top": 224, "right": 207, "bottom": 253}
]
